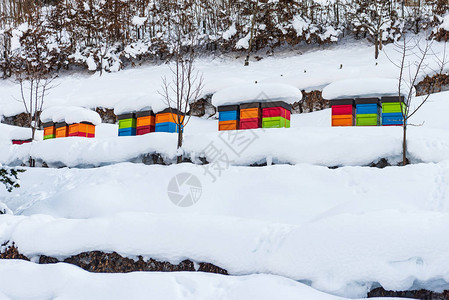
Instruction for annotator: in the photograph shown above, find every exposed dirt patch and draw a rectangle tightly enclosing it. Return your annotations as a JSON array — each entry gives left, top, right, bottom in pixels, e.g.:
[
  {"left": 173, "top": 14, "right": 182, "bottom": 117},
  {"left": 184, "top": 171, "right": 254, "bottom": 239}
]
[
  {"left": 1, "top": 244, "right": 227, "bottom": 275},
  {"left": 368, "top": 287, "right": 449, "bottom": 299}
]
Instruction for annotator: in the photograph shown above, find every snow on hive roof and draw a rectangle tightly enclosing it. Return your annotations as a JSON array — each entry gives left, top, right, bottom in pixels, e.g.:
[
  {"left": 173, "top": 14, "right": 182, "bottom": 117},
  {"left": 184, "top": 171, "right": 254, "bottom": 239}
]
[
  {"left": 322, "top": 78, "right": 408, "bottom": 100},
  {"left": 9, "top": 128, "right": 32, "bottom": 140},
  {"left": 113, "top": 96, "right": 154, "bottom": 116},
  {"left": 211, "top": 83, "right": 303, "bottom": 107},
  {"left": 41, "top": 106, "right": 101, "bottom": 125}
]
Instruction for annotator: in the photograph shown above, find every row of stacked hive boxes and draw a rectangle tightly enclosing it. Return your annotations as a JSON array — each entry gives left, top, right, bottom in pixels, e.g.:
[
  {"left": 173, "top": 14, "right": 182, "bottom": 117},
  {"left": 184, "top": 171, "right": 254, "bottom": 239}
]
[
  {"left": 218, "top": 101, "right": 291, "bottom": 131},
  {"left": 43, "top": 121, "right": 95, "bottom": 139},
  {"left": 117, "top": 109, "right": 184, "bottom": 136},
  {"left": 156, "top": 108, "right": 184, "bottom": 133},
  {"left": 331, "top": 96, "right": 404, "bottom": 126}
]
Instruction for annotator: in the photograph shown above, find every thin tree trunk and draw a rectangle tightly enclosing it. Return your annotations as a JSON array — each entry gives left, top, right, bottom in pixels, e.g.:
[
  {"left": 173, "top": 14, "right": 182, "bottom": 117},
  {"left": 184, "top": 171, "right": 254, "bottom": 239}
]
[
  {"left": 402, "top": 124, "right": 407, "bottom": 166},
  {"left": 374, "top": 33, "right": 379, "bottom": 60},
  {"left": 177, "top": 127, "right": 183, "bottom": 164}
]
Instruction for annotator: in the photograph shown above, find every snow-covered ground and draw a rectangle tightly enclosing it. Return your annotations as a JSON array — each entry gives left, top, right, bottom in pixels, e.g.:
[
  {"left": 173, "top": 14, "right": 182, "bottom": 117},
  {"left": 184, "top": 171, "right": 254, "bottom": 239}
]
[
  {"left": 1, "top": 37, "right": 449, "bottom": 299},
  {"left": 0, "top": 260, "right": 403, "bottom": 300}
]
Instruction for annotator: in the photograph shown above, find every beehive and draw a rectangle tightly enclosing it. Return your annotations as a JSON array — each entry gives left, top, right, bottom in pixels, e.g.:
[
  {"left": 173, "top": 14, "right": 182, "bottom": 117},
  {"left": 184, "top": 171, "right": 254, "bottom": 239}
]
[
  {"left": 55, "top": 122, "right": 69, "bottom": 138},
  {"left": 136, "top": 110, "right": 155, "bottom": 135},
  {"left": 68, "top": 122, "right": 95, "bottom": 138},
  {"left": 355, "top": 98, "right": 380, "bottom": 126},
  {"left": 239, "top": 102, "right": 261, "bottom": 130},
  {"left": 42, "top": 121, "right": 56, "bottom": 140},
  {"left": 218, "top": 105, "right": 239, "bottom": 131},
  {"left": 261, "top": 101, "right": 291, "bottom": 129},
  {"left": 330, "top": 99, "right": 355, "bottom": 126},
  {"left": 12, "top": 139, "right": 32, "bottom": 145},
  {"left": 381, "top": 96, "right": 405, "bottom": 126},
  {"left": 155, "top": 108, "right": 184, "bottom": 133},
  {"left": 118, "top": 113, "right": 137, "bottom": 136}
]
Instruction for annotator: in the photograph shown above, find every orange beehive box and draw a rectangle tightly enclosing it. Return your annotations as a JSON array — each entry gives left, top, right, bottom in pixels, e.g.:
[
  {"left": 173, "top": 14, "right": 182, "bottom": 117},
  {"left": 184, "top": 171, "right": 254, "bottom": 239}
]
[
  {"left": 331, "top": 114, "right": 354, "bottom": 126},
  {"left": 219, "top": 120, "right": 239, "bottom": 131},
  {"left": 136, "top": 115, "right": 155, "bottom": 127},
  {"left": 55, "top": 122, "right": 69, "bottom": 138},
  {"left": 240, "top": 107, "right": 261, "bottom": 119},
  {"left": 44, "top": 126, "right": 55, "bottom": 136},
  {"left": 68, "top": 122, "right": 95, "bottom": 138},
  {"left": 156, "top": 112, "right": 184, "bottom": 124}
]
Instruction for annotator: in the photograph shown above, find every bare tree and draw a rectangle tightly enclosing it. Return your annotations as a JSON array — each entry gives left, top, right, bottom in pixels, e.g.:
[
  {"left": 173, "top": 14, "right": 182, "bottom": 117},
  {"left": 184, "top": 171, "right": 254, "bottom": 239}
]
[
  {"left": 11, "top": 9, "right": 57, "bottom": 166},
  {"left": 159, "top": 2, "right": 204, "bottom": 164},
  {"left": 386, "top": 36, "right": 440, "bottom": 165}
]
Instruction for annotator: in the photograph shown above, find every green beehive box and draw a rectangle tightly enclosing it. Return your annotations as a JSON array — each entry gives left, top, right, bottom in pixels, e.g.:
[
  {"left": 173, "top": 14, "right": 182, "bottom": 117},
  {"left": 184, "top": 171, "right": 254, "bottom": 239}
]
[
  {"left": 382, "top": 102, "right": 406, "bottom": 113},
  {"left": 118, "top": 118, "right": 137, "bottom": 129},
  {"left": 356, "top": 114, "right": 379, "bottom": 126},
  {"left": 262, "top": 116, "right": 288, "bottom": 128},
  {"left": 44, "top": 134, "right": 56, "bottom": 140}
]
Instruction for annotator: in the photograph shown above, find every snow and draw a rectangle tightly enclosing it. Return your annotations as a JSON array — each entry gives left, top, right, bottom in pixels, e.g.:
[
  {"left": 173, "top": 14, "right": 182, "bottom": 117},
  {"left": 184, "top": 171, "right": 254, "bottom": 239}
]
[
  {"left": 113, "top": 96, "right": 155, "bottom": 115},
  {"left": 437, "top": 13, "right": 449, "bottom": 31},
  {"left": 223, "top": 23, "right": 237, "bottom": 40},
  {"left": 8, "top": 128, "right": 32, "bottom": 140},
  {"left": 212, "top": 83, "right": 302, "bottom": 106},
  {"left": 40, "top": 106, "right": 101, "bottom": 125},
  {"left": 1, "top": 35, "right": 449, "bottom": 299},
  {"left": 0, "top": 260, "right": 355, "bottom": 300},
  {"left": 86, "top": 55, "right": 97, "bottom": 71},
  {"left": 235, "top": 33, "right": 250, "bottom": 49},
  {"left": 132, "top": 16, "right": 147, "bottom": 26},
  {"left": 322, "top": 78, "right": 407, "bottom": 100}
]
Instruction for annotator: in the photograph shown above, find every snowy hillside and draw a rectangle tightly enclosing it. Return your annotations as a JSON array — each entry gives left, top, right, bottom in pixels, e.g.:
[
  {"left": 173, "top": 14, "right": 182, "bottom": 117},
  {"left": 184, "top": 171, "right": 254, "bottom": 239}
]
[{"left": 2, "top": 32, "right": 449, "bottom": 299}]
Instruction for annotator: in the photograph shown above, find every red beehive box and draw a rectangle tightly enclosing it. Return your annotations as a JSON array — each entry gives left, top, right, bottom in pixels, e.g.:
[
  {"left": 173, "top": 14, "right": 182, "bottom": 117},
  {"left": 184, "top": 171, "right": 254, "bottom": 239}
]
[
  {"left": 261, "top": 102, "right": 291, "bottom": 119},
  {"left": 12, "top": 139, "right": 32, "bottom": 145},
  {"left": 136, "top": 110, "right": 156, "bottom": 135},
  {"left": 331, "top": 105, "right": 355, "bottom": 115},
  {"left": 136, "top": 125, "right": 155, "bottom": 135}
]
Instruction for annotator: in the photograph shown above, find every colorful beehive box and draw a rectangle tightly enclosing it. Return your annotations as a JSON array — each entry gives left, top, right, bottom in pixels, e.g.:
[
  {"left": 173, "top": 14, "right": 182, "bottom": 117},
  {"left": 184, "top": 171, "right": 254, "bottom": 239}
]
[
  {"left": 12, "top": 139, "right": 32, "bottom": 145},
  {"left": 42, "top": 121, "right": 56, "bottom": 140},
  {"left": 261, "top": 101, "right": 291, "bottom": 129},
  {"left": 239, "top": 102, "right": 261, "bottom": 130},
  {"left": 218, "top": 105, "right": 239, "bottom": 131},
  {"left": 330, "top": 98, "right": 355, "bottom": 126},
  {"left": 355, "top": 97, "right": 381, "bottom": 126},
  {"left": 381, "top": 96, "right": 406, "bottom": 126},
  {"left": 68, "top": 122, "right": 95, "bottom": 138},
  {"left": 118, "top": 113, "right": 137, "bottom": 136},
  {"left": 155, "top": 108, "right": 184, "bottom": 133},
  {"left": 136, "top": 110, "right": 156, "bottom": 135},
  {"left": 55, "top": 122, "right": 69, "bottom": 138}
]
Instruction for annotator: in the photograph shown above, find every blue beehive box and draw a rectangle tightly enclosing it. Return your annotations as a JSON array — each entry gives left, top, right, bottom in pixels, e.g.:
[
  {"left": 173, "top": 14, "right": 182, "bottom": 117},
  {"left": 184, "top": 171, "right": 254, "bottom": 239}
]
[
  {"left": 219, "top": 110, "right": 239, "bottom": 121},
  {"left": 356, "top": 103, "right": 379, "bottom": 115},
  {"left": 382, "top": 112, "right": 404, "bottom": 125},
  {"left": 155, "top": 122, "right": 183, "bottom": 133},
  {"left": 118, "top": 127, "right": 136, "bottom": 136}
]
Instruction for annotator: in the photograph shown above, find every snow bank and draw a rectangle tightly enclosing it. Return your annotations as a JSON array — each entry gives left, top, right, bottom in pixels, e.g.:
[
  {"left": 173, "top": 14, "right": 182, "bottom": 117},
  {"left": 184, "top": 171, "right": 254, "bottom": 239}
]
[
  {"left": 212, "top": 83, "right": 302, "bottom": 106},
  {"left": 322, "top": 78, "right": 406, "bottom": 100},
  {"left": 2, "top": 205, "right": 449, "bottom": 297},
  {"left": 2, "top": 124, "right": 449, "bottom": 168},
  {"left": 0, "top": 260, "right": 347, "bottom": 300},
  {"left": 40, "top": 106, "right": 101, "bottom": 125},
  {"left": 113, "top": 96, "right": 155, "bottom": 115}
]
